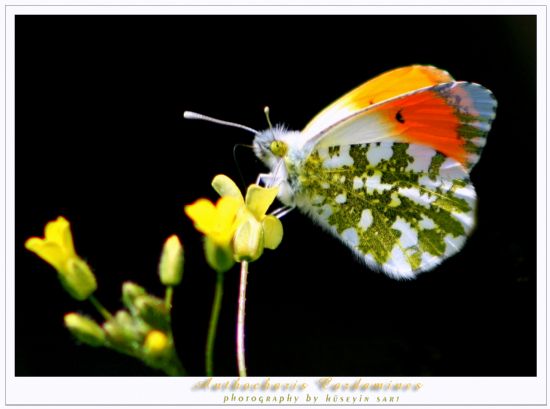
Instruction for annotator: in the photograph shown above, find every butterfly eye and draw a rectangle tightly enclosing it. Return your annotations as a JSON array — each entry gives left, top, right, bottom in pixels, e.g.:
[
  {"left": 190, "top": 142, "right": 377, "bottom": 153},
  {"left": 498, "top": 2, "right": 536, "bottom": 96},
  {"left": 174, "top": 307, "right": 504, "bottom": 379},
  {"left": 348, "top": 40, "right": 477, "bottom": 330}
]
[{"left": 270, "top": 140, "right": 288, "bottom": 157}]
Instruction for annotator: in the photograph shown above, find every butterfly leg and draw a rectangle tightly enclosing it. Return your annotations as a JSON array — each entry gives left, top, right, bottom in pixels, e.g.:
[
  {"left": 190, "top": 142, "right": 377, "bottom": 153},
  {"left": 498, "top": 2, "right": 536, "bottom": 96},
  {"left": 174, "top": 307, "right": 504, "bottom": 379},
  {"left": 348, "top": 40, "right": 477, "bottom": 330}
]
[
  {"left": 255, "top": 172, "right": 275, "bottom": 187},
  {"left": 270, "top": 205, "right": 295, "bottom": 219}
]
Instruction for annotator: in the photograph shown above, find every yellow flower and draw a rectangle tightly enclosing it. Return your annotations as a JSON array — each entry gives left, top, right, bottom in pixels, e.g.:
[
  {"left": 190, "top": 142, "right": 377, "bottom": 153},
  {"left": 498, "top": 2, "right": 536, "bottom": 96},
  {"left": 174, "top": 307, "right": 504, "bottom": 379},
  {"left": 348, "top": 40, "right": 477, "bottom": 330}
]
[
  {"left": 232, "top": 190, "right": 276, "bottom": 262},
  {"left": 241, "top": 182, "right": 284, "bottom": 252},
  {"left": 186, "top": 175, "right": 284, "bottom": 268},
  {"left": 185, "top": 195, "right": 242, "bottom": 273},
  {"left": 25, "top": 216, "right": 97, "bottom": 300},
  {"left": 185, "top": 196, "right": 242, "bottom": 248},
  {"left": 213, "top": 175, "right": 284, "bottom": 260}
]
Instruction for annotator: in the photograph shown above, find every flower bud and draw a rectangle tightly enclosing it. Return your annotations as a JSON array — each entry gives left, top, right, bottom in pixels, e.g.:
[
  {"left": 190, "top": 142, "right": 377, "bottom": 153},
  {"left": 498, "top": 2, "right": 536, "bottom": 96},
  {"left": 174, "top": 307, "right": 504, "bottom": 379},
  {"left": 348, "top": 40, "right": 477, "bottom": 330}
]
[
  {"left": 134, "top": 295, "right": 169, "bottom": 330},
  {"left": 64, "top": 313, "right": 105, "bottom": 347},
  {"left": 143, "top": 330, "right": 169, "bottom": 357},
  {"left": 158, "top": 235, "right": 184, "bottom": 286},
  {"left": 104, "top": 310, "right": 143, "bottom": 346},
  {"left": 58, "top": 258, "right": 97, "bottom": 301},
  {"left": 204, "top": 237, "right": 235, "bottom": 274},
  {"left": 233, "top": 211, "right": 264, "bottom": 262},
  {"left": 122, "top": 281, "right": 146, "bottom": 314}
]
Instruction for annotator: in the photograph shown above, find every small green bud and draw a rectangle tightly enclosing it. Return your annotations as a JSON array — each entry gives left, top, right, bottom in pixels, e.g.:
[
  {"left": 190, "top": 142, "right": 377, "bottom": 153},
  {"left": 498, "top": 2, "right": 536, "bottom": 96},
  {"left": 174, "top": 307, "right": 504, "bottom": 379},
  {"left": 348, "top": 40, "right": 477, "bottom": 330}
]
[
  {"left": 104, "top": 310, "right": 143, "bottom": 346},
  {"left": 204, "top": 237, "right": 235, "bottom": 274},
  {"left": 233, "top": 212, "right": 264, "bottom": 262},
  {"left": 158, "top": 235, "right": 184, "bottom": 286},
  {"left": 64, "top": 313, "right": 105, "bottom": 347},
  {"left": 58, "top": 258, "right": 97, "bottom": 301},
  {"left": 122, "top": 281, "right": 146, "bottom": 313},
  {"left": 103, "top": 321, "right": 124, "bottom": 345},
  {"left": 135, "top": 295, "right": 169, "bottom": 330}
]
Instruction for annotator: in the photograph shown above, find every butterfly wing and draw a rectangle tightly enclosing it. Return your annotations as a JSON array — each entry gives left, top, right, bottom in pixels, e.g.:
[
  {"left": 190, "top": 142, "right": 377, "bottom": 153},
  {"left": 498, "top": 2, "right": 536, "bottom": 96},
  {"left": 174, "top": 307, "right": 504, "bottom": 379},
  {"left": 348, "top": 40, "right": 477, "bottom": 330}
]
[
  {"left": 303, "top": 81, "right": 496, "bottom": 172},
  {"left": 288, "top": 67, "right": 496, "bottom": 278},
  {"left": 301, "top": 65, "right": 455, "bottom": 142},
  {"left": 293, "top": 142, "right": 476, "bottom": 279}
]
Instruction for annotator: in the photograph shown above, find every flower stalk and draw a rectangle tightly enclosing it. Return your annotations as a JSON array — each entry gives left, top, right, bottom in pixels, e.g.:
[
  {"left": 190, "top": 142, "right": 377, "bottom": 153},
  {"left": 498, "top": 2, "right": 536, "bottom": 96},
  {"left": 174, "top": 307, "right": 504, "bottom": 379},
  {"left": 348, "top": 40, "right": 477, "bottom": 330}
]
[
  {"left": 89, "top": 295, "right": 113, "bottom": 321},
  {"left": 205, "top": 273, "right": 224, "bottom": 376},
  {"left": 237, "top": 260, "right": 249, "bottom": 377}
]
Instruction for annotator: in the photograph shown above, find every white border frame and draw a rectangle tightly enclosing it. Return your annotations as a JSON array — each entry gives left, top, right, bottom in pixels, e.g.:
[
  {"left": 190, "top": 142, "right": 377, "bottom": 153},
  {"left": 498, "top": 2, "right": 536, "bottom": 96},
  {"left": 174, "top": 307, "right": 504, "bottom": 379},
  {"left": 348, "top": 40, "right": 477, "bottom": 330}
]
[{"left": 1, "top": 2, "right": 547, "bottom": 407}]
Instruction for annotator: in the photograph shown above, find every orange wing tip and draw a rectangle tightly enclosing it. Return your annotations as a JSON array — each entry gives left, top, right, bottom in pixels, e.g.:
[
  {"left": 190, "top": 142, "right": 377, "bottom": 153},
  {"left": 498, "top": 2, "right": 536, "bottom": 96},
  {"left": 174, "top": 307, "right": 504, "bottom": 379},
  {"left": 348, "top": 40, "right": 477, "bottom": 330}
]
[{"left": 379, "top": 82, "right": 496, "bottom": 170}]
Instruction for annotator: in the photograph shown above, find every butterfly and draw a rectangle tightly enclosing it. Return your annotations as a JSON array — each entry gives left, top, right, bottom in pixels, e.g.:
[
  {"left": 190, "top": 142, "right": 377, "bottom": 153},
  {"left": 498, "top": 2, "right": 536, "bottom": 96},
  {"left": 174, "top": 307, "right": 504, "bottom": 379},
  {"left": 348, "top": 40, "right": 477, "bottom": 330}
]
[{"left": 184, "top": 65, "right": 497, "bottom": 279}]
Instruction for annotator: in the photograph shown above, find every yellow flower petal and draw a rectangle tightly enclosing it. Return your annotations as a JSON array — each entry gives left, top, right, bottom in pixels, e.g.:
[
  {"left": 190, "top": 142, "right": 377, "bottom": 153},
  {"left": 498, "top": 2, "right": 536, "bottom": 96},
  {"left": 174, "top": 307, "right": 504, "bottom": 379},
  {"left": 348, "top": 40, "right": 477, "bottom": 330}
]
[
  {"left": 185, "top": 196, "right": 242, "bottom": 248},
  {"left": 207, "top": 196, "right": 241, "bottom": 246},
  {"left": 25, "top": 238, "right": 66, "bottom": 272},
  {"left": 45, "top": 216, "right": 75, "bottom": 257},
  {"left": 59, "top": 217, "right": 76, "bottom": 256},
  {"left": 215, "top": 196, "right": 241, "bottom": 228},
  {"left": 184, "top": 199, "right": 217, "bottom": 235},
  {"left": 211, "top": 174, "right": 244, "bottom": 203},
  {"left": 262, "top": 215, "right": 284, "bottom": 250},
  {"left": 24, "top": 237, "right": 43, "bottom": 252},
  {"left": 245, "top": 185, "right": 279, "bottom": 220}
]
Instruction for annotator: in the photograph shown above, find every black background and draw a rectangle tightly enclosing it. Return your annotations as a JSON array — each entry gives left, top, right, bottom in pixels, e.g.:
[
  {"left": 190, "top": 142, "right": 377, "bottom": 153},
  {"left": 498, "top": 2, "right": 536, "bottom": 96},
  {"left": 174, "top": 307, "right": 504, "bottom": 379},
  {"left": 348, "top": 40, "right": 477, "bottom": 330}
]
[{"left": 16, "top": 15, "right": 536, "bottom": 376}]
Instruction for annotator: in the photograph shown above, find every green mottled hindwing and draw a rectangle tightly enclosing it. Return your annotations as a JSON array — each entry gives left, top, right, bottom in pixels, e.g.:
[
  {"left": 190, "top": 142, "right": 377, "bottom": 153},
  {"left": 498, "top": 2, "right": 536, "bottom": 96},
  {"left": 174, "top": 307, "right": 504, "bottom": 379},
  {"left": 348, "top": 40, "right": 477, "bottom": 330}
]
[{"left": 287, "top": 142, "right": 476, "bottom": 279}]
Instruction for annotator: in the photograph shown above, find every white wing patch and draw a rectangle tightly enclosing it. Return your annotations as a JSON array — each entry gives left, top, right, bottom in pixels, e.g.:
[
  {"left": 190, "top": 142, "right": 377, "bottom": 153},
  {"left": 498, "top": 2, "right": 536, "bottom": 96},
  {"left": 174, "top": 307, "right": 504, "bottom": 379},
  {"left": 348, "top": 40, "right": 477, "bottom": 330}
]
[
  {"left": 318, "top": 145, "right": 354, "bottom": 168},
  {"left": 359, "top": 209, "right": 373, "bottom": 229},
  {"left": 406, "top": 145, "right": 437, "bottom": 173},
  {"left": 367, "top": 142, "right": 394, "bottom": 165},
  {"left": 392, "top": 218, "right": 418, "bottom": 248}
]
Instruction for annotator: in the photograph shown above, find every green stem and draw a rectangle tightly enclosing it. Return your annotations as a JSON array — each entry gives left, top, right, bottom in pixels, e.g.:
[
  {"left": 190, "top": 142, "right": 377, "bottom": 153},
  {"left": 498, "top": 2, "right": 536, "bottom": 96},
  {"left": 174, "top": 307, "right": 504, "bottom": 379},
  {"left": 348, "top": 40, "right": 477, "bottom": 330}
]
[
  {"left": 89, "top": 295, "right": 113, "bottom": 321},
  {"left": 165, "top": 286, "right": 174, "bottom": 312},
  {"left": 206, "top": 273, "right": 224, "bottom": 376},
  {"left": 237, "top": 261, "right": 248, "bottom": 377}
]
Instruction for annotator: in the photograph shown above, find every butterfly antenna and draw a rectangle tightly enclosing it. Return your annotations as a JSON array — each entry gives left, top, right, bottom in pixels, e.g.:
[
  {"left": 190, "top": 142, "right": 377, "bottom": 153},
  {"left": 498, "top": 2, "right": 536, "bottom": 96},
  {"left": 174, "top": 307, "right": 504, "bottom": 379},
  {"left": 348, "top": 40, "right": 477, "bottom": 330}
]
[
  {"left": 264, "top": 106, "right": 277, "bottom": 141},
  {"left": 183, "top": 111, "right": 260, "bottom": 135}
]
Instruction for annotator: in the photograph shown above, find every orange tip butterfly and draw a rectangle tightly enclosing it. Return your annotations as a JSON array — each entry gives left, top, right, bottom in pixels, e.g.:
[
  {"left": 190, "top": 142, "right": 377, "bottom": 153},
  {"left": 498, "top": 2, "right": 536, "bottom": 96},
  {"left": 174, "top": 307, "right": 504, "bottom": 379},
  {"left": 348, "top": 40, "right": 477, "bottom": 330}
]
[{"left": 184, "top": 65, "right": 497, "bottom": 279}]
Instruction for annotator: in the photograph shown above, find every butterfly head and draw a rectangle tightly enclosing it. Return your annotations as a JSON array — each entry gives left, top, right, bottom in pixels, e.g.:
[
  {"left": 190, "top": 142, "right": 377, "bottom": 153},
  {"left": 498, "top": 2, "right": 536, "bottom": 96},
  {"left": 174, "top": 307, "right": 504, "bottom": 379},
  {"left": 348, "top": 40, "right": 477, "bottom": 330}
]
[{"left": 252, "top": 125, "right": 293, "bottom": 167}]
